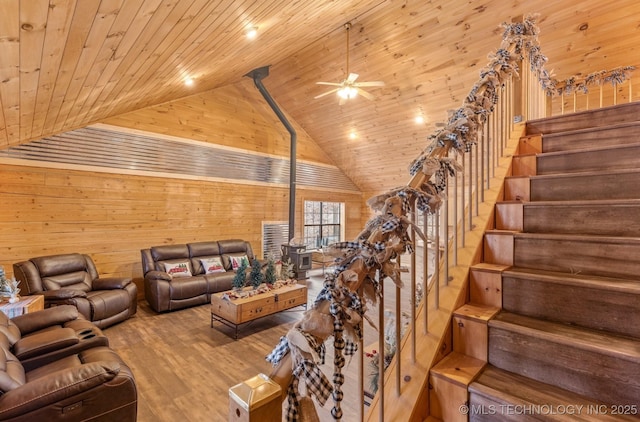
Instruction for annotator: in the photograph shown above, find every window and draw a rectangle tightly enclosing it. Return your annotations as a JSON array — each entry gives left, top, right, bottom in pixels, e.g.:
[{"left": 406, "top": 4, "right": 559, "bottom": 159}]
[{"left": 303, "top": 201, "right": 343, "bottom": 249}]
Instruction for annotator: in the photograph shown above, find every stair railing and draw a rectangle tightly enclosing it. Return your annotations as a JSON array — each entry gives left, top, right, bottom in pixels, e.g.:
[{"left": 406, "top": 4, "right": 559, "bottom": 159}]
[
  {"left": 364, "top": 21, "right": 636, "bottom": 422},
  {"left": 547, "top": 67, "right": 636, "bottom": 115},
  {"left": 230, "top": 14, "right": 634, "bottom": 422},
  {"left": 357, "top": 15, "right": 552, "bottom": 420}
]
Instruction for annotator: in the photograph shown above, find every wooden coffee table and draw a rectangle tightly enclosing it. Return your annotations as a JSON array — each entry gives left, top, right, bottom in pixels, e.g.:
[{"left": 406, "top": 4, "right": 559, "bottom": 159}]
[{"left": 211, "top": 283, "right": 307, "bottom": 339}]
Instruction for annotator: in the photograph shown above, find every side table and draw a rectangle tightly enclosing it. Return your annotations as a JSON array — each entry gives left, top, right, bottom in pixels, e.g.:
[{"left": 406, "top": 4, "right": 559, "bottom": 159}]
[{"left": 0, "top": 295, "right": 44, "bottom": 318}]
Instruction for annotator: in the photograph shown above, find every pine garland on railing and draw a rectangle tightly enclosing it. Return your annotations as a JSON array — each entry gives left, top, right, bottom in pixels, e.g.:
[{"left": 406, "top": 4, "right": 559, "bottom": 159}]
[
  {"left": 553, "top": 66, "right": 636, "bottom": 96},
  {"left": 264, "top": 14, "right": 635, "bottom": 421}
]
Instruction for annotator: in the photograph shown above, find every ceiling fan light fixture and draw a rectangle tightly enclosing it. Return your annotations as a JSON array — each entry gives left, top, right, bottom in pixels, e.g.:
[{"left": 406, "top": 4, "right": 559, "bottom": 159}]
[
  {"left": 314, "top": 22, "right": 384, "bottom": 102},
  {"left": 338, "top": 86, "right": 358, "bottom": 99}
]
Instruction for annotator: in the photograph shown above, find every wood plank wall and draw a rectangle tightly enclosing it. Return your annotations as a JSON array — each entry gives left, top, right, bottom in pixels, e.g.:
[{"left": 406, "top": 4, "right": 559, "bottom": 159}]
[{"left": 0, "top": 83, "right": 363, "bottom": 297}]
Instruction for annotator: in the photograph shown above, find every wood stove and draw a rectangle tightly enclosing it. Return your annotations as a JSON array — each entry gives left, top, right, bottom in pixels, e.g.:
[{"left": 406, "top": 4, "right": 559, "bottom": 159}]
[{"left": 281, "top": 244, "right": 312, "bottom": 279}]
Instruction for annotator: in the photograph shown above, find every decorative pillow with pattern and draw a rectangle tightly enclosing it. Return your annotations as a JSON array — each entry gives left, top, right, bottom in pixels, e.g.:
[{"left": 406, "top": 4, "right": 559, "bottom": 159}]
[
  {"left": 230, "top": 255, "right": 249, "bottom": 270},
  {"left": 163, "top": 262, "right": 193, "bottom": 278},
  {"left": 200, "top": 257, "right": 226, "bottom": 274}
]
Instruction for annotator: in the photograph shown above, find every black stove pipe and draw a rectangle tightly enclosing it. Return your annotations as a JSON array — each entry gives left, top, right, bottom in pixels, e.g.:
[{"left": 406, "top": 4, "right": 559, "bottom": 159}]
[{"left": 245, "top": 66, "right": 297, "bottom": 241}]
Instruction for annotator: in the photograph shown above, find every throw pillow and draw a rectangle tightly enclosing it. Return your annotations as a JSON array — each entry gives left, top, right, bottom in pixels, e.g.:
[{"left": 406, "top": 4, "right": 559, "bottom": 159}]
[
  {"left": 201, "top": 257, "right": 226, "bottom": 274},
  {"left": 163, "top": 262, "right": 192, "bottom": 278},
  {"left": 229, "top": 255, "right": 249, "bottom": 270}
]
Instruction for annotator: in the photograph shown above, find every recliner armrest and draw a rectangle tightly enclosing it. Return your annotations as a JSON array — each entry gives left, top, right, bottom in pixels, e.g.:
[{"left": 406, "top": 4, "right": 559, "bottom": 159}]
[
  {"left": 144, "top": 270, "right": 172, "bottom": 282},
  {"left": 92, "top": 277, "right": 132, "bottom": 290},
  {"left": 12, "top": 305, "right": 79, "bottom": 335},
  {"left": 41, "top": 290, "right": 87, "bottom": 301},
  {"left": 12, "top": 327, "right": 79, "bottom": 360},
  {"left": 0, "top": 361, "right": 120, "bottom": 419}
]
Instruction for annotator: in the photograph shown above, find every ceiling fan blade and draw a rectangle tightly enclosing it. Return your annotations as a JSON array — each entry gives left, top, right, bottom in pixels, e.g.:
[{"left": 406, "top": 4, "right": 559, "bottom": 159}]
[
  {"left": 316, "top": 81, "right": 343, "bottom": 86},
  {"left": 356, "top": 88, "right": 375, "bottom": 101},
  {"left": 354, "top": 81, "right": 385, "bottom": 87},
  {"left": 346, "top": 73, "right": 359, "bottom": 83},
  {"left": 314, "top": 88, "right": 340, "bottom": 99}
]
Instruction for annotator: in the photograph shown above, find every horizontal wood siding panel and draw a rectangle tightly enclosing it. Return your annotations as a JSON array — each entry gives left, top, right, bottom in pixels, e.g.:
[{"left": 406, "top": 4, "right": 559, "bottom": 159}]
[{"left": 0, "top": 164, "right": 363, "bottom": 296}]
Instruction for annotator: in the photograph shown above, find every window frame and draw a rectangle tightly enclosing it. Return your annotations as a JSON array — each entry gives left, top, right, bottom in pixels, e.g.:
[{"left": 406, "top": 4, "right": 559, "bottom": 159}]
[{"left": 303, "top": 200, "right": 344, "bottom": 249}]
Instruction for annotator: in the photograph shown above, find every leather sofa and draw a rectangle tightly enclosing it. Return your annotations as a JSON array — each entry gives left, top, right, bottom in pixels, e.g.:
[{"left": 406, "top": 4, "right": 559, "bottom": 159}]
[
  {"left": 0, "top": 305, "right": 137, "bottom": 421},
  {"left": 141, "top": 239, "right": 257, "bottom": 312},
  {"left": 13, "top": 253, "right": 138, "bottom": 329}
]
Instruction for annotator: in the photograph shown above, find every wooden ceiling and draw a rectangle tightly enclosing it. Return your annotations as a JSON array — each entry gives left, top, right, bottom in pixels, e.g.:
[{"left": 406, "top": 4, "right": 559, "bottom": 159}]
[{"left": 1, "top": 0, "right": 639, "bottom": 193}]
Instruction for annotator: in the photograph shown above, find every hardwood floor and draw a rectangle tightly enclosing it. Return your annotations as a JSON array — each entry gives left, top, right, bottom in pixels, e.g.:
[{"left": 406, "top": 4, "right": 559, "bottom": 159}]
[{"left": 104, "top": 268, "right": 417, "bottom": 421}]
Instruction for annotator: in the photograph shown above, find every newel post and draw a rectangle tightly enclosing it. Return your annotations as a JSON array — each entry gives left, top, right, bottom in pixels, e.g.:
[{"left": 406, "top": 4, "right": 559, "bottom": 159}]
[{"left": 229, "top": 373, "right": 282, "bottom": 421}]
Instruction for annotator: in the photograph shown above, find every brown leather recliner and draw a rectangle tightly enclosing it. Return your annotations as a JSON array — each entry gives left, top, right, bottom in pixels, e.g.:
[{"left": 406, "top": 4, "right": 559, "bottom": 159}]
[
  {"left": 0, "top": 342, "right": 137, "bottom": 421},
  {"left": 13, "top": 254, "right": 137, "bottom": 329},
  {"left": 0, "top": 305, "right": 109, "bottom": 371}
]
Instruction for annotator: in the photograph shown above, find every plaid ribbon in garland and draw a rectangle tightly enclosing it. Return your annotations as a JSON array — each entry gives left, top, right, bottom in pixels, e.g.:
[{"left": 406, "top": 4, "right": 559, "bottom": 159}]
[
  {"left": 330, "top": 293, "right": 346, "bottom": 420},
  {"left": 285, "top": 358, "right": 332, "bottom": 422},
  {"left": 266, "top": 335, "right": 290, "bottom": 366}
]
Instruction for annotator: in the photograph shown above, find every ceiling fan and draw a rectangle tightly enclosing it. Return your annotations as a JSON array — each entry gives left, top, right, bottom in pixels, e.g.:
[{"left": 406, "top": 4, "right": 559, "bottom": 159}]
[{"left": 315, "top": 22, "right": 385, "bottom": 104}]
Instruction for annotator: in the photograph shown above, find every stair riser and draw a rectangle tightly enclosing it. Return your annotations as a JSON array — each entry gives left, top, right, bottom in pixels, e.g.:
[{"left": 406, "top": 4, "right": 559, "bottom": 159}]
[
  {"left": 526, "top": 102, "right": 640, "bottom": 135},
  {"left": 502, "top": 276, "right": 640, "bottom": 338},
  {"left": 522, "top": 204, "right": 640, "bottom": 237},
  {"left": 537, "top": 144, "right": 640, "bottom": 175},
  {"left": 488, "top": 327, "right": 640, "bottom": 406},
  {"left": 530, "top": 171, "right": 640, "bottom": 201},
  {"left": 468, "top": 393, "right": 539, "bottom": 422},
  {"left": 542, "top": 123, "right": 640, "bottom": 153},
  {"left": 514, "top": 236, "right": 640, "bottom": 280}
]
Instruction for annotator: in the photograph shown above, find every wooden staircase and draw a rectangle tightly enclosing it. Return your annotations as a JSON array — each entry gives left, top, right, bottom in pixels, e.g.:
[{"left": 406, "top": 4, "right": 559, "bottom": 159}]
[{"left": 429, "top": 102, "right": 640, "bottom": 421}]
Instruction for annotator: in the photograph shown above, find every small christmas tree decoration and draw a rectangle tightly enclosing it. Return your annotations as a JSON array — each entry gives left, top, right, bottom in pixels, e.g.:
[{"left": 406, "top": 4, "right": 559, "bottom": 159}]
[
  {"left": 265, "top": 257, "right": 277, "bottom": 287},
  {"left": 0, "top": 266, "right": 21, "bottom": 302},
  {"left": 249, "top": 259, "right": 264, "bottom": 289},
  {"left": 282, "top": 258, "right": 296, "bottom": 281},
  {"left": 232, "top": 260, "right": 248, "bottom": 291},
  {"left": 0, "top": 266, "right": 8, "bottom": 293}
]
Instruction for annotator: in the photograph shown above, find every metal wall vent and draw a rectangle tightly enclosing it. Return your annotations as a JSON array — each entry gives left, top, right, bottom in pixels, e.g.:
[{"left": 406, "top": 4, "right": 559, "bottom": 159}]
[
  {"left": 262, "top": 221, "right": 289, "bottom": 260},
  {"left": 0, "top": 126, "right": 360, "bottom": 193}
]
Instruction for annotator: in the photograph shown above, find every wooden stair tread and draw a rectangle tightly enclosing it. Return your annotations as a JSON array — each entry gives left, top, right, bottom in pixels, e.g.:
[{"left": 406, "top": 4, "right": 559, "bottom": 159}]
[
  {"left": 530, "top": 167, "right": 640, "bottom": 181},
  {"left": 543, "top": 120, "right": 640, "bottom": 139},
  {"left": 490, "top": 312, "right": 640, "bottom": 363},
  {"left": 503, "top": 267, "right": 640, "bottom": 295},
  {"left": 469, "top": 366, "right": 639, "bottom": 421},
  {"left": 471, "top": 262, "right": 510, "bottom": 273},
  {"left": 527, "top": 168, "right": 640, "bottom": 202},
  {"left": 430, "top": 352, "right": 485, "bottom": 387},
  {"left": 542, "top": 121, "right": 640, "bottom": 153},
  {"left": 526, "top": 102, "right": 640, "bottom": 135},
  {"left": 535, "top": 142, "right": 640, "bottom": 176},
  {"left": 514, "top": 231, "right": 640, "bottom": 245},
  {"left": 521, "top": 198, "right": 640, "bottom": 208},
  {"left": 536, "top": 140, "right": 640, "bottom": 158},
  {"left": 454, "top": 303, "right": 500, "bottom": 322}
]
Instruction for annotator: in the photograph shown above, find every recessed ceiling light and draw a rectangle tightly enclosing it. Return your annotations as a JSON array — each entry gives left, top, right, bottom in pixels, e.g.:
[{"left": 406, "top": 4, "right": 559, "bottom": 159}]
[
  {"left": 414, "top": 115, "right": 425, "bottom": 124},
  {"left": 349, "top": 131, "right": 357, "bottom": 139},
  {"left": 246, "top": 26, "right": 258, "bottom": 39},
  {"left": 184, "top": 78, "right": 194, "bottom": 86}
]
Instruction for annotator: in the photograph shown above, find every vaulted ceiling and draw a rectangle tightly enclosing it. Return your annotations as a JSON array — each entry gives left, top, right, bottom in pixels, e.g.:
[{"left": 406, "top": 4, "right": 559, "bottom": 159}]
[{"left": 1, "top": 0, "right": 639, "bottom": 193}]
